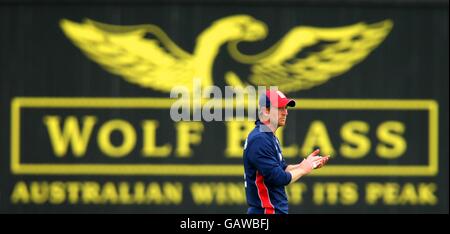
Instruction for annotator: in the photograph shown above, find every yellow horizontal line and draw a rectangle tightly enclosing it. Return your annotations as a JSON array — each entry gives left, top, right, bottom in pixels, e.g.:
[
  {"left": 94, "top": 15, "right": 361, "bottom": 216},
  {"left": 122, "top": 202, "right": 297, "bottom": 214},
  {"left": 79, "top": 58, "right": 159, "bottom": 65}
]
[
  {"left": 15, "top": 164, "right": 243, "bottom": 176},
  {"left": 312, "top": 165, "right": 436, "bottom": 176},
  {"left": 13, "top": 97, "right": 437, "bottom": 110},
  {"left": 13, "top": 97, "right": 174, "bottom": 108},
  {"left": 14, "top": 164, "right": 436, "bottom": 176}
]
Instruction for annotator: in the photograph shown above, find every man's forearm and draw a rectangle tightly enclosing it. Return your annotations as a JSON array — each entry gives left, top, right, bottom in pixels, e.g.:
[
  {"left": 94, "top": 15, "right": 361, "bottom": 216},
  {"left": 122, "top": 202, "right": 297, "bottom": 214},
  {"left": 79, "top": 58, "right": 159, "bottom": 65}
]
[
  {"left": 285, "top": 150, "right": 330, "bottom": 184},
  {"left": 285, "top": 164, "right": 309, "bottom": 184}
]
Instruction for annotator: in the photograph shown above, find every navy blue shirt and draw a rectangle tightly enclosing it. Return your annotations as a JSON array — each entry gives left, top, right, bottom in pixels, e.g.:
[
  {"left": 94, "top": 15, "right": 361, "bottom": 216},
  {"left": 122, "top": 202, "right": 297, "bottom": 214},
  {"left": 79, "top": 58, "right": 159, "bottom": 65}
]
[{"left": 243, "top": 120, "right": 292, "bottom": 214}]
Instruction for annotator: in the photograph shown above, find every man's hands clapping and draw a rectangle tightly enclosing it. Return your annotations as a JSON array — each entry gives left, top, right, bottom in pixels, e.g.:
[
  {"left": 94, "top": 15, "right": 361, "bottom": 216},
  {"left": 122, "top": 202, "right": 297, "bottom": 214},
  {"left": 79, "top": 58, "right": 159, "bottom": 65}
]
[{"left": 299, "top": 149, "right": 330, "bottom": 174}]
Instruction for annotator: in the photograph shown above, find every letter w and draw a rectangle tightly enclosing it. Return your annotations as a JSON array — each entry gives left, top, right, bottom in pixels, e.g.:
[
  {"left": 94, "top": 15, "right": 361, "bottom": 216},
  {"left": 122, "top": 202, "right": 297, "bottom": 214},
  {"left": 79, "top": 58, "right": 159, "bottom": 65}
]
[
  {"left": 43, "top": 116, "right": 97, "bottom": 157},
  {"left": 241, "top": 219, "right": 252, "bottom": 228}
]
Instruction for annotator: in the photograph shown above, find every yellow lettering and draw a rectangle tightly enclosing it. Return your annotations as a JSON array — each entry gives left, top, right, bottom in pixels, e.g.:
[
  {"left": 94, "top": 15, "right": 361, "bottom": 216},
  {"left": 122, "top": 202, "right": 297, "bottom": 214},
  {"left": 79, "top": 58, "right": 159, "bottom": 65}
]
[
  {"left": 365, "top": 182, "right": 436, "bottom": 206},
  {"left": 141, "top": 120, "right": 172, "bottom": 157},
  {"left": 175, "top": 122, "right": 204, "bottom": 157},
  {"left": 97, "top": 119, "right": 136, "bottom": 157},
  {"left": 366, "top": 182, "right": 384, "bottom": 205},
  {"left": 341, "top": 183, "right": 358, "bottom": 205},
  {"left": 118, "top": 182, "right": 132, "bottom": 204},
  {"left": 67, "top": 182, "right": 81, "bottom": 204},
  {"left": 11, "top": 181, "right": 30, "bottom": 204},
  {"left": 314, "top": 182, "right": 358, "bottom": 205},
  {"left": 49, "top": 182, "right": 66, "bottom": 204},
  {"left": 286, "top": 183, "right": 307, "bottom": 204},
  {"left": 101, "top": 182, "right": 119, "bottom": 204},
  {"left": 377, "top": 121, "right": 406, "bottom": 159},
  {"left": 146, "top": 182, "right": 163, "bottom": 204},
  {"left": 190, "top": 182, "right": 245, "bottom": 205},
  {"left": 418, "top": 183, "right": 437, "bottom": 205},
  {"left": 326, "top": 183, "right": 339, "bottom": 205},
  {"left": 190, "top": 183, "right": 214, "bottom": 205},
  {"left": 215, "top": 183, "right": 227, "bottom": 205},
  {"left": 133, "top": 182, "right": 146, "bottom": 204},
  {"left": 301, "top": 121, "right": 335, "bottom": 157},
  {"left": 31, "top": 182, "right": 48, "bottom": 204},
  {"left": 11, "top": 181, "right": 188, "bottom": 205},
  {"left": 225, "top": 183, "right": 245, "bottom": 205},
  {"left": 275, "top": 127, "right": 298, "bottom": 158},
  {"left": 162, "top": 182, "right": 183, "bottom": 205},
  {"left": 82, "top": 182, "right": 101, "bottom": 204},
  {"left": 225, "top": 120, "right": 253, "bottom": 157},
  {"left": 313, "top": 183, "right": 325, "bottom": 205},
  {"left": 43, "top": 116, "right": 97, "bottom": 157},
  {"left": 383, "top": 183, "right": 399, "bottom": 205},
  {"left": 398, "top": 183, "right": 418, "bottom": 205},
  {"left": 340, "top": 121, "right": 371, "bottom": 159}
]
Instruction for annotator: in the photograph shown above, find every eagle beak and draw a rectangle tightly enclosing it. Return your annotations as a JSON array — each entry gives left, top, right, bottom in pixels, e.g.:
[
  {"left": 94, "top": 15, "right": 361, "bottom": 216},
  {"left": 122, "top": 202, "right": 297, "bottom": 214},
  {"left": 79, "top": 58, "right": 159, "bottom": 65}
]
[{"left": 245, "top": 20, "right": 268, "bottom": 41}]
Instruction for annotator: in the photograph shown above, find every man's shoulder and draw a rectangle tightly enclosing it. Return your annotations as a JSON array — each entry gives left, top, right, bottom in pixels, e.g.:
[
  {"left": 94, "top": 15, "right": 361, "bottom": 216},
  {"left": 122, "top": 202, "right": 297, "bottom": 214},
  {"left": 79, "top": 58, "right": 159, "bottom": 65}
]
[{"left": 248, "top": 129, "right": 272, "bottom": 145}]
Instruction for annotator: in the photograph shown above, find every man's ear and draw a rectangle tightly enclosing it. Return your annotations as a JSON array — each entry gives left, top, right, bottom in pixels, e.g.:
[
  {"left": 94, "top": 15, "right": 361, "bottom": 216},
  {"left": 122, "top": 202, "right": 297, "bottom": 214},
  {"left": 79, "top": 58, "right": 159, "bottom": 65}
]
[
  {"left": 258, "top": 107, "right": 270, "bottom": 121},
  {"left": 262, "top": 107, "right": 270, "bottom": 117}
]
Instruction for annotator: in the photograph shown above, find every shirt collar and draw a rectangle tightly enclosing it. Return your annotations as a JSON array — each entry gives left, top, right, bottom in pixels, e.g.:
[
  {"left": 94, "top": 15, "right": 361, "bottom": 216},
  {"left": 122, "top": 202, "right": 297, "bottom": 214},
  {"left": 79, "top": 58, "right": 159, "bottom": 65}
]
[{"left": 255, "top": 119, "right": 273, "bottom": 134}]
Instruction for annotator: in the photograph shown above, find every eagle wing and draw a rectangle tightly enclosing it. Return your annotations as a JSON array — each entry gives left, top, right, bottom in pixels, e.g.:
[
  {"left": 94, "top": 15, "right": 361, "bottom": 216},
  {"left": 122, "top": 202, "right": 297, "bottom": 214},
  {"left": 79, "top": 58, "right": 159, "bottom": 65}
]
[
  {"left": 228, "top": 20, "right": 393, "bottom": 92},
  {"left": 60, "top": 18, "right": 195, "bottom": 93}
]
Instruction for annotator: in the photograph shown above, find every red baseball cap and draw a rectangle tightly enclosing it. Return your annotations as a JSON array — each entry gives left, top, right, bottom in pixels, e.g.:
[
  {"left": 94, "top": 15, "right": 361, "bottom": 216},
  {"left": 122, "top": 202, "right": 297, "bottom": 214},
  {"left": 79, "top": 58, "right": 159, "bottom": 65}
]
[{"left": 259, "top": 90, "right": 296, "bottom": 108}]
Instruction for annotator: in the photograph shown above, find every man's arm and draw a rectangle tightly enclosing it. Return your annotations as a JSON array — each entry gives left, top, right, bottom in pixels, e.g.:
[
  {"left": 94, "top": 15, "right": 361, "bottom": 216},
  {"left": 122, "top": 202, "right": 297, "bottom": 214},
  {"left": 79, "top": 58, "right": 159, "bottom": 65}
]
[
  {"left": 249, "top": 135, "right": 293, "bottom": 186},
  {"left": 285, "top": 149, "right": 330, "bottom": 184},
  {"left": 285, "top": 163, "right": 310, "bottom": 184}
]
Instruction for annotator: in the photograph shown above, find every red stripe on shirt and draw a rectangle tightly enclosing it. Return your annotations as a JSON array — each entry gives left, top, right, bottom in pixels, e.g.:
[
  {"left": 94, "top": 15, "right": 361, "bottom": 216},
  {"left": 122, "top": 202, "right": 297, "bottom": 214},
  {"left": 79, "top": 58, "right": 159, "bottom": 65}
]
[{"left": 255, "top": 171, "right": 275, "bottom": 214}]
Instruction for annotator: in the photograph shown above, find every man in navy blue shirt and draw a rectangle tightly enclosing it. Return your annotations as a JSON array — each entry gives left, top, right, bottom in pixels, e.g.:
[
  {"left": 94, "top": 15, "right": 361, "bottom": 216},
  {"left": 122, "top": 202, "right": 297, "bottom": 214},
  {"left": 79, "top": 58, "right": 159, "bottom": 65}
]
[{"left": 243, "top": 89, "right": 330, "bottom": 214}]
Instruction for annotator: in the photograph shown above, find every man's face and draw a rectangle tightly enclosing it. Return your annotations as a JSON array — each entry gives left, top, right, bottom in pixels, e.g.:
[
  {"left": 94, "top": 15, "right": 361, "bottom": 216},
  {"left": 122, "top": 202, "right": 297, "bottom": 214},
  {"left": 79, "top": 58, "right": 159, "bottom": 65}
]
[{"left": 268, "top": 106, "right": 289, "bottom": 127}]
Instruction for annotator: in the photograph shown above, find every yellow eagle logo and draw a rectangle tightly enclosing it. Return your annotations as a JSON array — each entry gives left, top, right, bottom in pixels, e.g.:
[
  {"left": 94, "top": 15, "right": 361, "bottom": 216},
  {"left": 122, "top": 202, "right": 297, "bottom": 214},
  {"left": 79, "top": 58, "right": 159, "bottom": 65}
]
[{"left": 60, "top": 15, "right": 392, "bottom": 94}]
